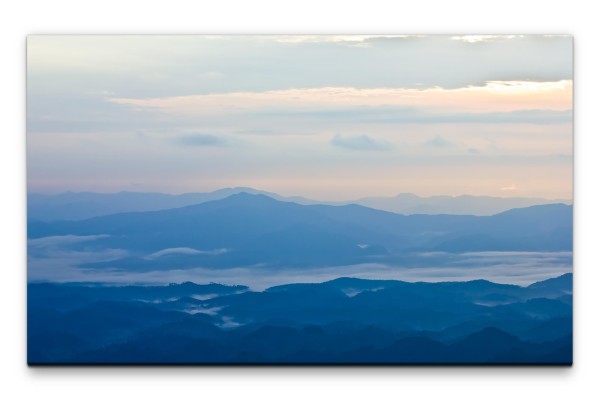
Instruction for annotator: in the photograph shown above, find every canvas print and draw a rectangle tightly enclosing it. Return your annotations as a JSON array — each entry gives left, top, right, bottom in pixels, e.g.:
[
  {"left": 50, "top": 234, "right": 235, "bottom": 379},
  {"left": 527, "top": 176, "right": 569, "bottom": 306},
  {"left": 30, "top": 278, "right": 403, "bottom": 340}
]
[{"left": 27, "top": 35, "right": 573, "bottom": 365}]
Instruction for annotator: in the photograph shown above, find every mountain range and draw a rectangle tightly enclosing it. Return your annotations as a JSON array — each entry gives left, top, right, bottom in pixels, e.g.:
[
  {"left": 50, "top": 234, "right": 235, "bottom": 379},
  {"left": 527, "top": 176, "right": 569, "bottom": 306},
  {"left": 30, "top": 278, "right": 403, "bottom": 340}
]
[
  {"left": 28, "top": 192, "right": 573, "bottom": 270},
  {"left": 27, "top": 190, "right": 573, "bottom": 364},
  {"left": 28, "top": 187, "right": 571, "bottom": 221},
  {"left": 28, "top": 274, "right": 572, "bottom": 364}
]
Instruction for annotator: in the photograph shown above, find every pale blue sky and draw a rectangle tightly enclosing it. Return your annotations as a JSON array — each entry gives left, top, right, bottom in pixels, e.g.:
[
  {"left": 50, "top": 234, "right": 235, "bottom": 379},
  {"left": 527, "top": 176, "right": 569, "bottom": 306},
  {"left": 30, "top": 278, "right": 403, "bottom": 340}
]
[{"left": 27, "top": 35, "right": 573, "bottom": 200}]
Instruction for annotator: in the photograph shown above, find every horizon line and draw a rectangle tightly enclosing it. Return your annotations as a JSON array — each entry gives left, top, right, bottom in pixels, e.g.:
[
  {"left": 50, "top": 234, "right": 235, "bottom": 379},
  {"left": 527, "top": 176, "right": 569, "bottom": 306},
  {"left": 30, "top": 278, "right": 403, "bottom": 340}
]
[
  {"left": 27, "top": 186, "right": 574, "bottom": 202},
  {"left": 26, "top": 270, "right": 573, "bottom": 290}
]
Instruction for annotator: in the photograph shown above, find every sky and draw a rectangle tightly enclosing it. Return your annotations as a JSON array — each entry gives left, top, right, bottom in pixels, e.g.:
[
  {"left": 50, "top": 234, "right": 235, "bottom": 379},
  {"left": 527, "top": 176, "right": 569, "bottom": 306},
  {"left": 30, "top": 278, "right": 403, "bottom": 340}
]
[{"left": 27, "top": 35, "right": 573, "bottom": 200}]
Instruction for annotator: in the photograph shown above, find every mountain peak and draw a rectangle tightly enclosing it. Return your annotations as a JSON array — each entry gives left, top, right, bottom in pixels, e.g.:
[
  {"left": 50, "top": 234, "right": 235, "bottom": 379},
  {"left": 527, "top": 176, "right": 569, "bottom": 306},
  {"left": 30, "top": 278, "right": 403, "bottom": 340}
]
[
  {"left": 224, "top": 192, "right": 276, "bottom": 200},
  {"left": 494, "top": 202, "right": 571, "bottom": 217},
  {"left": 215, "top": 192, "right": 282, "bottom": 207},
  {"left": 527, "top": 273, "right": 573, "bottom": 289}
]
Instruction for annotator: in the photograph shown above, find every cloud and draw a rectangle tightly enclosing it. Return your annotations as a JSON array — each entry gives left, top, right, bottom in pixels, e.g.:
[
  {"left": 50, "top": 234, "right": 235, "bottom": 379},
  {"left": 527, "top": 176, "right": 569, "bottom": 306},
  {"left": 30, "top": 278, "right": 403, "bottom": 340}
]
[
  {"left": 451, "top": 35, "right": 571, "bottom": 44},
  {"left": 28, "top": 35, "right": 573, "bottom": 100},
  {"left": 27, "top": 235, "right": 128, "bottom": 273},
  {"left": 175, "top": 133, "right": 228, "bottom": 147},
  {"left": 28, "top": 252, "right": 572, "bottom": 290},
  {"left": 26, "top": 36, "right": 573, "bottom": 200},
  {"left": 233, "top": 129, "right": 278, "bottom": 136},
  {"left": 331, "top": 134, "right": 393, "bottom": 151},
  {"left": 271, "top": 35, "right": 422, "bottom": 47},
  {"left": 260, "top": 107, "right": 573, "bottom": 126},
  {"left": 440, "top": 109, "right": 572, "bottom": 125},
  {"left": 110, "top": 81, "right": 572, "bottom": 118},
  {"left": 145, "top": 247, "right": 229, "bottom": 260},
  {"left": 451, "top": 35, "right": 523, "bottom": 43},
  {"left": 424, "top": 135, "right": 455, "bottom": 148},
  {"left": 28, "top": 234, "right": 109, "bottom": 249},
  {"left": 501, "top": 184, "right": 517, "bottom": 191},
  {"left": 28, "top": 234, "right": 119, "bottom": 258},
  {"left": 272, "top": 35, "right": 400, "bottom": 43}
]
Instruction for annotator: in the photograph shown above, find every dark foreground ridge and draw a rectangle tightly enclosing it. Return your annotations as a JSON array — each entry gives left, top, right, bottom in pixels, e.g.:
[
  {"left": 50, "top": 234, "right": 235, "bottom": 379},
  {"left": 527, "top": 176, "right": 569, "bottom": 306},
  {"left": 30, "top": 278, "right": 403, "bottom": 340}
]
[{"left": 28, "top": 274, "right": 572, "bottom": 365}]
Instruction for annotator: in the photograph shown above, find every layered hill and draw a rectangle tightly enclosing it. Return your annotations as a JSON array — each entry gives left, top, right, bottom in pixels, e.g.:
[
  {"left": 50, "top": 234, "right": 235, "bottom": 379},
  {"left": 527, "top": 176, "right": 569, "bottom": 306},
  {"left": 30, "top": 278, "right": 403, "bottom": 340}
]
[
  {"left": 28, "top": 193, "right": 572, "bottom": 270},
  {"left": 28, "top": 188, "right": 571, "bottom": 221}
]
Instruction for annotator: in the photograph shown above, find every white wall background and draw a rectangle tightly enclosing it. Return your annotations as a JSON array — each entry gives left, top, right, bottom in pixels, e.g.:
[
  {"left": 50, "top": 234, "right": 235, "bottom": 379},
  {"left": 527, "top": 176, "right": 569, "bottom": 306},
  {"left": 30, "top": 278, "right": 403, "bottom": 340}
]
[{"left": 1, "top": 1, "right": 597, "bottom": 400}]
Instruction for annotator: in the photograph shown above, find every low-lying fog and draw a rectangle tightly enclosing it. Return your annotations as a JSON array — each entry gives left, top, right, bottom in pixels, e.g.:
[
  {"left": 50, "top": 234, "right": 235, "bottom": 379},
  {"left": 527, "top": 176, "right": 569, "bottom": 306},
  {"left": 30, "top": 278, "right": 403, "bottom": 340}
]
[{"left": 28, "top": 236, "right": 572, "bottom": 290}]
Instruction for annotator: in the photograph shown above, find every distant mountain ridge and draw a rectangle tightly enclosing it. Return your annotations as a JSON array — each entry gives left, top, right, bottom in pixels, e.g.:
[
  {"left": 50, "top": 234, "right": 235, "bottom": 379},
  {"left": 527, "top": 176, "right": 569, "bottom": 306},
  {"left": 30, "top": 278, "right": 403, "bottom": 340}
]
[
  {"left": 28, "top": 187, "right": 276, "bottom": 221},
  {"left": 351, "top": 193, "right": 571, "bottom": 216},
  {"left": 28, "top": 192, "right": 573, "bottom": 270},
  {"left": 28, "top": 187, "right": 571, "bottom": 221}
]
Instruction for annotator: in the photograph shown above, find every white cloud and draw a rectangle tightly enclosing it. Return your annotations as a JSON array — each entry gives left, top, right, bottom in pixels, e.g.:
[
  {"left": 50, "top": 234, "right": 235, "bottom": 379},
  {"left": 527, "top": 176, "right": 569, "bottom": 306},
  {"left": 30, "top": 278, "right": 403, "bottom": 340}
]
[
  {"left": 27, "top": 35, "right": 573, "bottom": 200},
  {"left": 451, "top": 35, "right": 522, "bottom": 43},
  {"left": 271, "top": 35, "right": 421, "bottom": 46},
  {"left": 28, "top": 234, "right": 109, "bottom": 249},
  {"left": 27, "top": 252, "right": 572, "bottom": 290},
  {"left": 145, "top": 247, "right": 229, "bottom": 260},
  {"left": 109, "top": 80, "right": 572, "bottom": 117}
]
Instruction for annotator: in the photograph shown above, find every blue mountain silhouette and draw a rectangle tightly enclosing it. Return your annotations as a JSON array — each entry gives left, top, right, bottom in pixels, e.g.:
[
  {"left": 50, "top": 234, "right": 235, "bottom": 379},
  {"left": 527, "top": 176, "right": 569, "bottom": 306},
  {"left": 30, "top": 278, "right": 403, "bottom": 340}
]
[
  {"left": 28, "top": 188, "right": 571, "bottom": 221},
  {"left": 28, "top": 193, "right": 572, "bottom": 269},
  {"left": 28, "top": 274, "right": 572, "bottom": 364}
]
